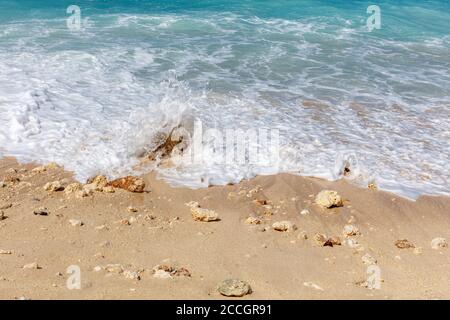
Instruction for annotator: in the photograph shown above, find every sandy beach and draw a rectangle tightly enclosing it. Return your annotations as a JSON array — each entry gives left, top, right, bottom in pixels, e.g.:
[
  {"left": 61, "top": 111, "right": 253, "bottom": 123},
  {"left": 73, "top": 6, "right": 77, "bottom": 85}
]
[{"left": 1, "top": 156, "right": 449, "bottom": 300}]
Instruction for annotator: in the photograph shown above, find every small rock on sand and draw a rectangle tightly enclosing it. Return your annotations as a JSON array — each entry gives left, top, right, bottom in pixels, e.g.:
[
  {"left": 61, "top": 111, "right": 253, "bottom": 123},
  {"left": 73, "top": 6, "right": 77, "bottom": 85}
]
[
  {"left": 272, "top": 221, "right": 297, "bottom": 232},
  {"left": 0, "top": 181, "right": 6, "bottom": 188},
  {"left": 33, "top": 207, "right": 49, "bottom": 216},
  {"left": 64, "top": 183, "right": 82, "bottom": 194},
  {"left": 69, "top": 219, "right": 83, "bottom": 227},
  {"left": 44, "top": 181, "right": 64, "bottom": 192},
  {"left": 191, "top": 207, "right": 220, "bottom": 222},
  {"left": 0, "top": 211, "right": 5, "bottom": 221},
  {"left": 342, "top": 224, "right": 360, "bottom": 237},
  {"left": 0, "top": 202, "right": 12, "bottom": 210},
  {"left": 431, "top": 237, "right": 448, "bottom": 250},
  {"left": 314, "top": 233, "right": 341, "bottom": 247},
  {"left": 0, "top": 249, "right": 12, "bottom": 255},
  {"left": 123, "top": 270, "right": 141, "bottom": 281},
  {"left": 108, "top": 176, "right": 145, "bottom": 193},
  {"left": 218, "top": 279, "right": 252, "bottom": 297},
  {"left": 395, "top": 239, "right": 415, "bottom": 249},
  {"left": 315, "top": 190, "right": 343, "bottom": 208},
  {"left": 152, "top": 265, "right": 191, "bottom": 278},
  {"left": 300, "top": 209, "right": 310, "bottom": 215},
  {"left": 23, "top": 262, "right": 41, "bottom": 270},
  {"left": 245, "top": 216, "right": 261, "bottom": 225},
  {"left": 303, "top": 281, "right": 324, "bottom": 291}
]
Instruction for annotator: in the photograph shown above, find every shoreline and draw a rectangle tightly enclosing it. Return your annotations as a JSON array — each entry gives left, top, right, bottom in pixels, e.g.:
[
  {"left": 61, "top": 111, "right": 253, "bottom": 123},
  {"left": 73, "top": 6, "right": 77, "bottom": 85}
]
[{"left": 1, "top": 156, "right": 450, "bottom": 299}]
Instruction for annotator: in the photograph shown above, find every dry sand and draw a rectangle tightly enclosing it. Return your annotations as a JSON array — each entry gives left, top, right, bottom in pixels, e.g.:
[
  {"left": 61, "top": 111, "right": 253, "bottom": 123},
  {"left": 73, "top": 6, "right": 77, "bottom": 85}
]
[{"left": 0, "top": 156, "right": 449, "bottom": 300}]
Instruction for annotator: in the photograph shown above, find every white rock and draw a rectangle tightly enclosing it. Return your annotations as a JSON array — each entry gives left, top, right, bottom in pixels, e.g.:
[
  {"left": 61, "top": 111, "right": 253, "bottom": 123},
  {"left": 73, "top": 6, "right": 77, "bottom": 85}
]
[
  {"left": 272, "top": 221, "right": 297, "bottom": 232},
  {"left": 69, "top": 219, "right": 83, "bottom": 227},
  {"left": 431, "top": 237, "right": 448, "bottom": 250},
  {"left": 303, "top": 282, "right": 324, "bottom": 291},
  {"left": 23, "top": 262, "right": 40, "bottom": 269},
  {"left": 300, "top": 209, "right": 310, "bottom": 215},
  {"left": 123, "top": 270, "right": 141, "bottom": 280},
  {"left": 315, "top": 190, "right": 343, "bottom": 208},
  {"left": 153, "top": 269, "right": 172, "bottom": 279}
]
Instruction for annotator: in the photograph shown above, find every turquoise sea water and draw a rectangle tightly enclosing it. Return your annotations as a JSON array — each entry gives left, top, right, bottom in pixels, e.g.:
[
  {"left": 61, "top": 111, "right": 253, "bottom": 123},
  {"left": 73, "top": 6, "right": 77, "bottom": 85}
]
[{"left": 0, "top": 1, "right": 449, "bottom": 198}]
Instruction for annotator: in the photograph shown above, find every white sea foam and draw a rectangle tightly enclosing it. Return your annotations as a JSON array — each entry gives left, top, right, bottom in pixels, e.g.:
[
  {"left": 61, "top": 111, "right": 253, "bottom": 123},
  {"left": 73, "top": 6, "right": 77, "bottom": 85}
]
[{"left": 0, "top": 13, "right": 449, "bottom": 199}]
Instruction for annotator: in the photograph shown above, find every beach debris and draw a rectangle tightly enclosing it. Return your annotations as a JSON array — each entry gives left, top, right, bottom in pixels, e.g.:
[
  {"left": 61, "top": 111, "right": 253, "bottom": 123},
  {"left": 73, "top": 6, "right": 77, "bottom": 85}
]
[
  {"left": 342, "top": 224, "right": 360, "bottom": 237},
  {"left": 0, "top": 202, "right": 12, "bottom": 210},
  {"left": 395, "top": 239, "right": 415, "bottom": 249},
  {"left": 300, "top": 209, "right": 310, "bottom": 215},
  {"left": 190, "top": 205, "right": 220, "bottom": 222},
  {"left": 68, "top": 219, "right": 83, "bottom": 227},
  {"left": 44, "top": 181, "right": 64, "bottom": 192},
  {"left": 245, "top": 216, "right": 261, "bottom": 225},
  {"left": 314, "top": 233, "right": 341, "bottom": 247},
  {"left": 0, "top": 249, "right": 12, "bottom": 255},
  {"left": 361, "top": 253, "right": 377, "bottom": 265},
  {"left": 431, "top": 237, "right": 448, "bottom": 250},
  {"left": 33, "top": 207, "right": 49, "bottom": 216},
  {"left": 218, "top": 279, "right": 252, "bottom": 297},
  {"left": 23, "top": 262, "right": 41, "bottom": 270},
  {"left": 107, "top": 176, "right": 145, "bottom": 193},
  {"left": 303, "top": 281, "right": 324, "bottom": 291},
  {"left": 315, "top": 190, "right": 343, "bottom": 208},
  {"left": 64, "top": 183, "right": 82, "bottom": 195},
  {"left": 152, "top": 265, "right": 191, "bottom": 279},
  {"left": 272, "top": 221, "right": 297, "bottom": 232}
]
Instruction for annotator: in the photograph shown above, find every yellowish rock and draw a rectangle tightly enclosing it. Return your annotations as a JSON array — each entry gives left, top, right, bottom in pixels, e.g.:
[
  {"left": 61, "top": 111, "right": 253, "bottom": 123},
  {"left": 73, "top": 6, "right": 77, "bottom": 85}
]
[
  {"left": 272, "top": 221, "right": 297, "bottom": 232},
  {"left": 315, "top": 190, "right": 343, "bottom": 208},
  {"left": 191, "top": 207, "right": 219, "bottom": 222}
]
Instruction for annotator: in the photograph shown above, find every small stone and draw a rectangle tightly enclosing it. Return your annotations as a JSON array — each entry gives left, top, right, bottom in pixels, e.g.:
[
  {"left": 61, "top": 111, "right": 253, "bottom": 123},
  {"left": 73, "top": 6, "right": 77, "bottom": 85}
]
[
  {"left": 33, "top": 207, "right": 49, "bottom": 216},
  {"left": 75, "top": 188, "right": 93, "bottom": 198},
  {"left": 272, "top": 221, "right": 297, "bottom": 232},
  {"left": 93, "top": 266, "right": 102, "bottom": 272},
  {"left": 0, "top": 249, "right": 12, "bottom": 254},
  {"left": 300, "top": 209, "right": 310, "bottom": 215},
  {"left": 314, "top": 233, "right": 341, "bottom": 247},
  {"left": 303, "top": 281, "right": 324, "bottom": 291},
  {"left": 361, "top": 253, "right": 377, "bottom": 265},
  {"left": 431, "top": 237, "right": 448, "bottom": 250},
  {"left": 153, "top": 269, "right": 172, "bottom": 279},
  {"left": 0, "top": 181, "right": 6, "bottom": 188},
  {"left": 95, "top": 224, "right": 108, "bottom": 231},
  {"left": 218, "top": 279, "right": 251, "bottom": 297},
  {"left": 123, "top": 270, "right": 141, "bottom": 280},
  {"left": 413, "top": 247, "right": 423, "bottom": 255},
  {"left": 315, "top": 190, "right": 343, "bottom": 208},
  {"left": 298, "top": 231, "right": 308, "bottom": 240},
  {"left": 108, "top": 176, "right": 145, "bottom": 193},
  {"left": 0, "top": 211, "right": 5, "bottom": 221},
  {"left": 44, "top": 181, "right": 64, "bottom": 192},
  {"left": 0, "top": 202, "right": 12, "bottom": 210},
  {"left": 127, "top": 206, "right": 138, "bottom": 213},
  {"left": 191, "top": 207, "right": 220, "bottom": 222},
  {"left": 245, "top": 216, "right": 261, "bottom": 225},
  {"left": 87, "top": 175, "right": 108, "bottom": 190},
  {"left": 395, "top": 239, "right": 415, "bottom": 249},
  {"left": 69, "top": 219, "right": 83, "bottom": 227},
  {"left": 342, "top": 224, "right": 360, "bottom": 237},
  {"left": 104, "top": 264, "right": 124, "bottom": 273},
  {"left": 64, "top": 183, "right": 82, "bottom": 194},
  {"left": 23, "top": 262, "right": 41, "bottom": 269}
]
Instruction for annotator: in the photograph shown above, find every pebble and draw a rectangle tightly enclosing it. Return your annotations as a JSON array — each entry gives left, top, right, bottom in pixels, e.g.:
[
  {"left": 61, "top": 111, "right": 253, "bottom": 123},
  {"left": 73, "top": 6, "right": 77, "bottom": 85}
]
[
  {"left": 0, "top": 249, "right": 12, "bottom": 254},
  {"left": 44, "top": 181, "right": 64, "bottom": 192},
  {"left": 64, "top": 183, "right": 82, "bottom": 195},
  {"left": 303, "top": 281, "right": 324, "bottom": 291},
  {"left": 191, "top": 207, "right": 220, "bottom": 222},
  {"left": 300, "top": 209, "right": 310, "bottom": 215},
  {"left": 69, "top": 219, "right": 83, "bottom": 227},
  {"left": 0, "top": 181, "right": 6, "bottom": 188},
  {"left": 314, "top": 233, "right": 341, "bottom": 247},
  {"left": 127, "top": 206, "right": 138, "bottom": 213},
  {"left": 33, "top": 207, "right": 49, "bottom": 216},
  {"left": 0, "top": 202, "right": 12, "bottom": 210},
  {"left": 272, "top": 221, "right": 297, "bottom": 232},
  {"left": 431, "top": 237, "right": 448, "bottom": 250},
  {"left": 0, "top": 211, "right": 5, "bottom": 221},
  {"left": 245, "top": 216, "right": 261, "bottom": 225},
  {"left": 315, "top": 190, "right": 343, "bottom": 208},
  {"left": 123, "top": 270, "right": 141, "bottom": 281},
  {"left": 217, "top": 279, "right": 252, "bottom": 297},
  {"left": 395, "top": 239, "right": 415, "bottom": 249},
  {"left": 342, "top": 224, "right": 360, "bottom": 237},
  {"left": 413, "top": 247, "right": 423, "bottom": 255},
  {"left": 23, "top": 262, "right": 41, "bottom": 269}
]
